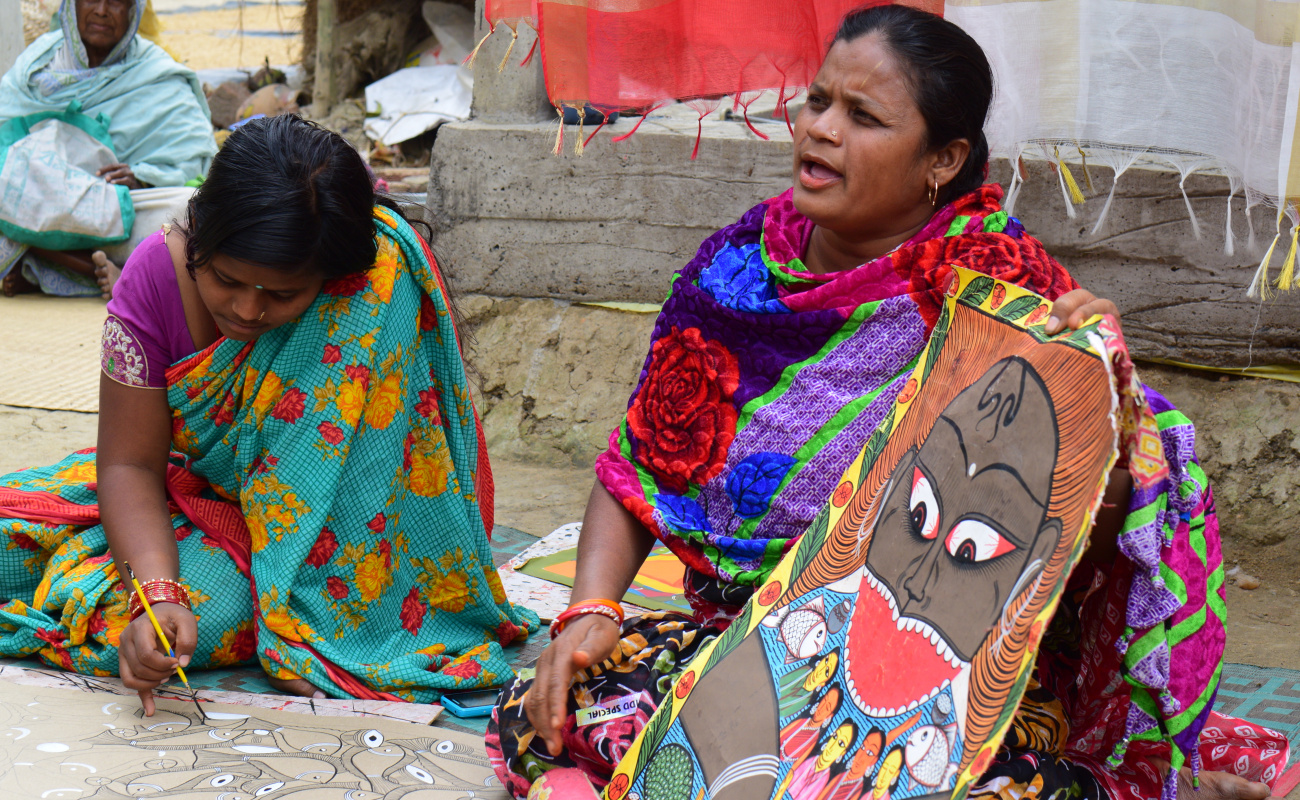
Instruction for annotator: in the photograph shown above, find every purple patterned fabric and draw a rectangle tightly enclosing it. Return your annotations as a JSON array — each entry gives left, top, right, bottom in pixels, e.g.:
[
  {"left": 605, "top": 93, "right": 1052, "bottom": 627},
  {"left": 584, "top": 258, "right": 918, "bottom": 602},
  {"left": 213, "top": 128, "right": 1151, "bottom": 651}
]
[{"left": 102, "top": 230, "right": 195, "bottom": 388}]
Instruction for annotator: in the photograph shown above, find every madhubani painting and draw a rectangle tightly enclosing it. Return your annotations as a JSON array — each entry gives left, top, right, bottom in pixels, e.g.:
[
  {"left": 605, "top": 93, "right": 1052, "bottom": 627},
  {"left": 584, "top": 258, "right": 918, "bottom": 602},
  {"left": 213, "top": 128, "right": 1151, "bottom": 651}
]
[
  {"left": 0, "top": 680, "right": 506, "bottom": 799},
  {"left": 605, "top": 268, "right": 1133, "bottom": 800}
]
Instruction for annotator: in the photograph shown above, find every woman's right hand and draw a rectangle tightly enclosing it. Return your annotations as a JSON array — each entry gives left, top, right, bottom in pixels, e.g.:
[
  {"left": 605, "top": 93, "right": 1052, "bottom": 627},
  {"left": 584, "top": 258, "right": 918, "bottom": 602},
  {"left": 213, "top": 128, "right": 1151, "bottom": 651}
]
[
  {"left": 118, "top": 603, "right": 197, "bottom": 717},
  {"left": 525, "top": 613, "right": 622, "bottom": 756}
]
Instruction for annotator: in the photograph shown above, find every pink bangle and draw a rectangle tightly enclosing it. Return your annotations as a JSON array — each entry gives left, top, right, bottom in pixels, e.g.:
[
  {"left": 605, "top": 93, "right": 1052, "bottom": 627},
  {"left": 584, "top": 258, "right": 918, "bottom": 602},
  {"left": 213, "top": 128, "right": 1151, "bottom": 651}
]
[{"left": 549, "top": 599, "right": 625, "bottom": 640}]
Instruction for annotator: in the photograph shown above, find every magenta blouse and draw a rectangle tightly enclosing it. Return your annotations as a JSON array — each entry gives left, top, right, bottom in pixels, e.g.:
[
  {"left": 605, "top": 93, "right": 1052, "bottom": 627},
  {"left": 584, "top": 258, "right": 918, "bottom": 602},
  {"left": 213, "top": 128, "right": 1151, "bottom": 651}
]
[{"left": 101, "top": 231, "right": 197, "bottom": 389}]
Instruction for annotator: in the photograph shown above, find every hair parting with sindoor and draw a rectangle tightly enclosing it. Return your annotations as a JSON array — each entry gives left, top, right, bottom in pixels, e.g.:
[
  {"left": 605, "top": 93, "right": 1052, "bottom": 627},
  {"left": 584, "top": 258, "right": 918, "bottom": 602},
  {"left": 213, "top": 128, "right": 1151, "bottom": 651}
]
[
  {"left": 182, "top": 114, "right": 413, "bottom": 280},
  {"left": 834, "top": 4, "right": 994, "bottom": 204}
]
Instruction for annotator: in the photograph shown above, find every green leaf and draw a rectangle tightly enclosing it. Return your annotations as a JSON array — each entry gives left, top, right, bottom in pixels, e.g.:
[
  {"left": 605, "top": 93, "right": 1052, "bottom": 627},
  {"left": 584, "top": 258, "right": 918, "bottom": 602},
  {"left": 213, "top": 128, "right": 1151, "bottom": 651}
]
[
  {"left": 788, "top": 507, "right": 829, "bottom": 580},
  {"left": 960, "top": 275, "right": 994, "bottom": 306},
  {"left": 633, "top": 700, "right": 678, "bottom": 779},
  {"left": 921, "top": 304, "right": 951, "bottom": 385},
  {"left": 996, "top": 295, "right": 1042, "bottom": 322},
  {"left": 857, "top": 404, "right": 896, "bottom": 484}
]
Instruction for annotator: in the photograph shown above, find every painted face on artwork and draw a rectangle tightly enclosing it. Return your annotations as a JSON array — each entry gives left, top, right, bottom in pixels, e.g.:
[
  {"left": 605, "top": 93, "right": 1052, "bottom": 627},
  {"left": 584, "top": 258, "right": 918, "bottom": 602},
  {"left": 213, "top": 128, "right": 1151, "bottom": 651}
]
[
  {"left": 865, "top": 357, "right": 1061, "bottom": 662},
  {"left": 850, "top": 729, "right": 885, "bottom": 779},
  {"left": 803, "top": 652, "right": 839, "bottom": 692},
  {"left": 812, "top": 687, "right": 842, "bottom": 725},
  {"left": 816, "top": 722, "right": 856, "bottom": 771},
  {"left": 873, "top": 747, "right": 904, "bottom": 799},
  {"left": 194, "top": 254, "right": 326, "bottom": 342},
  {"left": 842, "top": 357, "right": 1063, "bottom": 720}
]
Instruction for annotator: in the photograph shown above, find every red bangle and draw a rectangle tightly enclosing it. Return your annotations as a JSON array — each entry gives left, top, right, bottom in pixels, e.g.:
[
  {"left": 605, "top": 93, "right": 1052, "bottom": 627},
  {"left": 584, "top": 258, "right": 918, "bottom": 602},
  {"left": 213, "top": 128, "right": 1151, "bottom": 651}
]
[
  {"left": 549, "top": 599, "right": 624, "bottom": 639},
  {"left": 128, "top": 579, "right": 192, "bottom": 621}
]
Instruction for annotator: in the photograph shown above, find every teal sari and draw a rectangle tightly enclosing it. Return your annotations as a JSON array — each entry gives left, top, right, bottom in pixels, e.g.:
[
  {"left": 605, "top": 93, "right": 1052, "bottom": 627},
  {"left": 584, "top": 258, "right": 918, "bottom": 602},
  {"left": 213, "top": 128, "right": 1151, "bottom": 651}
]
[{"left": 0, "top": 207, "right": 540, "bottom": 700}]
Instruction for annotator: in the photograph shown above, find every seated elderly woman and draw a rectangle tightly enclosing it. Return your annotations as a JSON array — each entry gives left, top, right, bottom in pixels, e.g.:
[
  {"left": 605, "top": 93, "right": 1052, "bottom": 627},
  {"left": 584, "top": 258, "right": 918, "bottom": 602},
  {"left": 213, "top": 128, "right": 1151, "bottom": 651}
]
[
  {"left": 488, "top": 6, "right": 1289, "bottom": 800},
  {"left": 0, "top": 0, "right": 215, "bottom": 298}
]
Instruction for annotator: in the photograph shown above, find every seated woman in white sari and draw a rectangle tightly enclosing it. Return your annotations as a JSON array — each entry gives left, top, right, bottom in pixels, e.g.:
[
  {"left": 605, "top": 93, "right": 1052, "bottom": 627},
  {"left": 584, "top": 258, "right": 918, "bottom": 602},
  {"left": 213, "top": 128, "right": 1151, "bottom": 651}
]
[{"left": 0, "top": 0, "right": 216, "bottom": 298}]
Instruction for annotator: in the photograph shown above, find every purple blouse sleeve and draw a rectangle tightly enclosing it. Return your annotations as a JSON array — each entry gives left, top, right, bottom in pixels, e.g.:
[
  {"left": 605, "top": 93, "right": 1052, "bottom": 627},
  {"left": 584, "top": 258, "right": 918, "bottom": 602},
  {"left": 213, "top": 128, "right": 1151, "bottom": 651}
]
[{"left": 102, "top": 232, "right": 192, "bottom": 389}]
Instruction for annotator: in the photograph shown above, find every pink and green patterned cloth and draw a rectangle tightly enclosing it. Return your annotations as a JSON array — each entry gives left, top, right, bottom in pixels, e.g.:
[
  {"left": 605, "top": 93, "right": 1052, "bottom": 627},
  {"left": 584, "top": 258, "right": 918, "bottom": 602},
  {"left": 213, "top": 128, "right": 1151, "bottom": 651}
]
[
  {"left": 590, "top": 185, "right": 1283, "bottom": 799},
  {"left": 0, "top": 207, "right": 540, "bottom": 701}
]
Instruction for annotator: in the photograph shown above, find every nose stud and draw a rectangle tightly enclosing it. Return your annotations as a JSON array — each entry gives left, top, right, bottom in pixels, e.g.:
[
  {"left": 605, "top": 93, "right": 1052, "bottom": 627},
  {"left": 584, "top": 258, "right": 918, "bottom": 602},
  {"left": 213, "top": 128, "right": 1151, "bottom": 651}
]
[
  {"left": 829, "top": 130, "right": 839, "bottom": 138},
  {"left": 258, "top": 311, "right": 266, "bottom": 321}
]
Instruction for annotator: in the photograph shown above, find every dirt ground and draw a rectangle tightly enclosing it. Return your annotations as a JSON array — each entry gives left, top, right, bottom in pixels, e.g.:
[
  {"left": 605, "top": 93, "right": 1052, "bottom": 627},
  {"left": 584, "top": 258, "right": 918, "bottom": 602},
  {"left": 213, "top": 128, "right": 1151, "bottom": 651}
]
[
  {"left": 3, "top": 402, "right": 1296, "bottom": 675},
  {"left": 157, "top": 0, "right": 302, "bottom": 71}
]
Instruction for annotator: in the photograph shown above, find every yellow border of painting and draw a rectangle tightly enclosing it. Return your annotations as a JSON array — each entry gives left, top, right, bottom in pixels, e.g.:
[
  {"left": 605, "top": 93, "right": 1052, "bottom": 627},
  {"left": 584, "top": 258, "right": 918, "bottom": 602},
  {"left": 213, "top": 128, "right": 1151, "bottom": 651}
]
[{"left": 604, "top": 267, "right": 1122, "bottom": 800}]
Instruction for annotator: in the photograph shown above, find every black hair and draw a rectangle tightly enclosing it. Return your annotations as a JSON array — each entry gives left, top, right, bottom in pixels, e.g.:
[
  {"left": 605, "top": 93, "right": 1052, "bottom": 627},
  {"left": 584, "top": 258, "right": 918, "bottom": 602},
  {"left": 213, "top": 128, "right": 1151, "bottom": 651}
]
[
  {"left": 184, "top": 114, "right": 408, "bottom": 279},
  {"left": 834, "top": 5, "right": 993, "bottom": 204}
]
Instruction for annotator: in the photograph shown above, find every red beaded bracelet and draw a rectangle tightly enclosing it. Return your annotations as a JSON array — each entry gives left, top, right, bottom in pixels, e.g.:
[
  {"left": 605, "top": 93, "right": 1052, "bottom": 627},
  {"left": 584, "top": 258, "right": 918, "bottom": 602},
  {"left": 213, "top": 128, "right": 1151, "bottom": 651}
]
[
  {"left": 549, "top": 599, "right": 625, "bottom": 640},
  {"left": 128, "top": 578, "right": 192, "bottom": 621}
]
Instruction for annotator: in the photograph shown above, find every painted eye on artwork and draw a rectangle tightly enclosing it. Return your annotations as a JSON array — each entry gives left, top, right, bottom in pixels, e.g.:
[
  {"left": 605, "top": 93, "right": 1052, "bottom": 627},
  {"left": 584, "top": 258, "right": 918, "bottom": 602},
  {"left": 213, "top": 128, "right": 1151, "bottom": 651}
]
[
  {"left": 406, "top": 764, "right": 435, "bottom": 784},
  {"left": 944, "top": 520, "right": 1017, "bottom": 563},
  {"left": 256, "top": 782, "right": 285, "bottom": 796},
  {"left": 210, "top": 774, "right": 236, "bottom": 787},
  {"left": 363, "top": 730, "right": 384, "bottom": 748},
  {"left": 436, "top": 740, "right": 455, "bottom": 754},
  {"left": 909, "top": 467, "right": 940, "bottom": 540}
]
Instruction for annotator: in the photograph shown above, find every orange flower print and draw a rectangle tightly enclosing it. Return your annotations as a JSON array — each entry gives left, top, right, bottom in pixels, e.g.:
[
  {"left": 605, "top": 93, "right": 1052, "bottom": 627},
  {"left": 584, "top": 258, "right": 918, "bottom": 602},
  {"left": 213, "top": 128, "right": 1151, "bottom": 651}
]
[
  {"left": 364, "top": 373, "right": 403, "bottom": 430},
  {"left": 369, "top": 242, "right": 400, "bottom": 302},
  {"left": 336, "top": 378, "right": 366, "bottom": 427},
  {"left": 355, "top": 552, "right": 391, "bottom": 603},
  {"left": 251, "top": 372, "right": 284, "bottom": 419}
]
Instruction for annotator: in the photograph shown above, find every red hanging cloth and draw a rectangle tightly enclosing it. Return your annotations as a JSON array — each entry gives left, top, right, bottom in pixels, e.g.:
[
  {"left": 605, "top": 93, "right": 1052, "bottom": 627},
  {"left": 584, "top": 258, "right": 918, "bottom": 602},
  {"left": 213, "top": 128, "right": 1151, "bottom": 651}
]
[{"left": 484, "top": 0, "right": 943, "bottom": 111}]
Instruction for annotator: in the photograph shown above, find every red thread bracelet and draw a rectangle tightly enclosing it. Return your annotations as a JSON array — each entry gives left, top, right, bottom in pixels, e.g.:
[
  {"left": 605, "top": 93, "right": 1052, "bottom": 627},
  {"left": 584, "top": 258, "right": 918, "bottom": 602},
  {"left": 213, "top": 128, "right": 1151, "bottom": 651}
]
[{"left": 549, "top": 599, "right": 625, "bottom": 639}]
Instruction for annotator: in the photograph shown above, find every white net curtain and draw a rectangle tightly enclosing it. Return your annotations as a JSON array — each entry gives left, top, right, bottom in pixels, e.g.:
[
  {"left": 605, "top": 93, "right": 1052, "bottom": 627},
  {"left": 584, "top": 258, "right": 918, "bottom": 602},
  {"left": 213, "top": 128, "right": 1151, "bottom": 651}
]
[{"left": 948, "top": 0, "right": 1300, "bottom": 294}]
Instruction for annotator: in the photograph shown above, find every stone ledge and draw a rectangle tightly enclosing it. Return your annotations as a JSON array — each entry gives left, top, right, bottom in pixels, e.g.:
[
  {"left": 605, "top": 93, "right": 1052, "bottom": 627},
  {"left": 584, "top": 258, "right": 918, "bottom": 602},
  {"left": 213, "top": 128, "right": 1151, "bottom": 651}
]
[{"left": 429, "top": 120, "right": 1300, "bottom": 367}]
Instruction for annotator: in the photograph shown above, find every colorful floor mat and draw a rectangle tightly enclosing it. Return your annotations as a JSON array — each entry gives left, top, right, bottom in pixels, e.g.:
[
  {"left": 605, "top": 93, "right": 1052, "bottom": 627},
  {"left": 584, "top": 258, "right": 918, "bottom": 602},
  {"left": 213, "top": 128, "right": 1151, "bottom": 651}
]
[
  {"left": 3, "top": 518, "right": 1294, "bottom": 761},
  {"left": 1217, "top": 663, "right": 1300, "bottom": 768}
]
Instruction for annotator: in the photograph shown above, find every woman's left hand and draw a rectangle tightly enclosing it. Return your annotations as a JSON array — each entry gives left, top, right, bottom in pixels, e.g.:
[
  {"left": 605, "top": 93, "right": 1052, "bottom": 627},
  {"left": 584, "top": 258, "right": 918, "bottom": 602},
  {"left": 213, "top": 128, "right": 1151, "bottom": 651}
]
[
  {"left": 97, "top": 163, "right": 142, "bottom": 189},
  {"left": 1045, "top": 289, "right": 1120, "bottom": 336}
]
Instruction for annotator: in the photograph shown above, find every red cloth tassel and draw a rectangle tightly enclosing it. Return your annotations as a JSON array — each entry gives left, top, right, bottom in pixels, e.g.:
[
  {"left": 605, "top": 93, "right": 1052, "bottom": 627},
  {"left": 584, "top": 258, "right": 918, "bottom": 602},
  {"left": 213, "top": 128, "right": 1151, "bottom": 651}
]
[{"left": 610, "top": 102, "right": 666, "bottom": 144}]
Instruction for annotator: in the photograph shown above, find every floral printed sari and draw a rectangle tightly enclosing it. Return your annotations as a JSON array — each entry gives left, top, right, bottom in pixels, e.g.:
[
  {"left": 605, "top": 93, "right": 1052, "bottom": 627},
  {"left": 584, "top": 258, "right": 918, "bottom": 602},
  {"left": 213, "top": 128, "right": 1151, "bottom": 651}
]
[{"left": 0, "top": 207, "right": 540, "bottom": 700}]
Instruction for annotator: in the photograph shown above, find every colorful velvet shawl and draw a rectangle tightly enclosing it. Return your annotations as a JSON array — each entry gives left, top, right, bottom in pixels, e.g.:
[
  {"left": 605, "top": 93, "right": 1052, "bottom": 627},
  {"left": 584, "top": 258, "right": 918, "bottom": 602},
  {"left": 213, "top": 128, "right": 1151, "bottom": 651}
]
[
  {"left": 594, "top": 184, "right": 1226, "bottom": 792},
  {"left": 0, "top": 208, "right": 540, "bottom": 701}
]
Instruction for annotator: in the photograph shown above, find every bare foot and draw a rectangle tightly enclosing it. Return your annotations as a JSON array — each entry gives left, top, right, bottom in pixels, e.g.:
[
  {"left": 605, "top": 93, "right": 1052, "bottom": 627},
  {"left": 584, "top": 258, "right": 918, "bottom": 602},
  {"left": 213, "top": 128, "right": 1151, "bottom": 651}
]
[
  {"left": 1, "top": 268, "right": 37, "bottom": 297},
  {"left": 266, "top": 673, "right": 326, "bottom": 699},
  {"left": 1178, "top": 768, "right": 1275, "bottom": 800},
  {"left": 92, "top": 251, "right": 121, "bottom": 299}
]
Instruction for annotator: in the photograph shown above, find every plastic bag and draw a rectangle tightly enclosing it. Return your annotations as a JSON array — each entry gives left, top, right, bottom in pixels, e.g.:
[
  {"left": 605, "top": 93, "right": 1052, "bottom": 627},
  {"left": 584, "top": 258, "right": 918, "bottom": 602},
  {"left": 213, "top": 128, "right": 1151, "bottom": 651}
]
[
  {"left": 0, "top": 101, "right": 134, "bottom": 249},
  {"left": 363, "top": 65, "right": 471, "bottom": 145}
]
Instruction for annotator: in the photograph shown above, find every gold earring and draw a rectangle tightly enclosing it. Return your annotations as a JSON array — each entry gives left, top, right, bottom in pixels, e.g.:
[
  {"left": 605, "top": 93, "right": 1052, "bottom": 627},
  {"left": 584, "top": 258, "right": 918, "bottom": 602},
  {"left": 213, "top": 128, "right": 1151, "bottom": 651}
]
[{"left": 928, "top": 179, "right": 938, "bottom": 206}]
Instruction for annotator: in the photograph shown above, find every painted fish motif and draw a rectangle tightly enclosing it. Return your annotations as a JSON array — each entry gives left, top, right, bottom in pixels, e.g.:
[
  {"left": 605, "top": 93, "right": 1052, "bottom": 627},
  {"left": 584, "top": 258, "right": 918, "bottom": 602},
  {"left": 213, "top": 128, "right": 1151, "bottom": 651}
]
[
  {"left": 903, "top": 723, "right": 959, "bottom": 789},
  {"left": 763, "top": 596, "right": 828, "bottom": 663}
]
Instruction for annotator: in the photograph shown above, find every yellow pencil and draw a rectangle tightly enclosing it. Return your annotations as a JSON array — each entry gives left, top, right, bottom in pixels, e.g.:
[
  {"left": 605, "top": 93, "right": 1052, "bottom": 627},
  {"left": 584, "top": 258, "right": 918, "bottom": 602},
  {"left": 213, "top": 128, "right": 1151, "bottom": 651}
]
[{"left": 122, "top": 561, "right": 207, "bottom": 722}]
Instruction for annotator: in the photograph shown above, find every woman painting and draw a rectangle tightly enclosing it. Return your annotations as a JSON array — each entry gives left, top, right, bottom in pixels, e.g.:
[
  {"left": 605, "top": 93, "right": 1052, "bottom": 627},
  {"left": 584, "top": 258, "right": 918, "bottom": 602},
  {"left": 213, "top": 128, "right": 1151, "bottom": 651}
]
[
  {"left": 488, "top": 6, "right": 1287, "bottom": 800},
  {"left": 0, "top": 0, "right": 216, "bottom": 298},
  {"left": 0, "top": 115, "right": 538, "bottom": 705}
]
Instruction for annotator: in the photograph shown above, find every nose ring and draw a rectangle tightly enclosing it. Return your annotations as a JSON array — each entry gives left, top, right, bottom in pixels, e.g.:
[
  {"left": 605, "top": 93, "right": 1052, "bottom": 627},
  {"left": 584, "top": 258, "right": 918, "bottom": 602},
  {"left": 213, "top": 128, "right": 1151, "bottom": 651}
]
[{"left": 258, "top": 311, "right": 266, "bottom": 321}]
